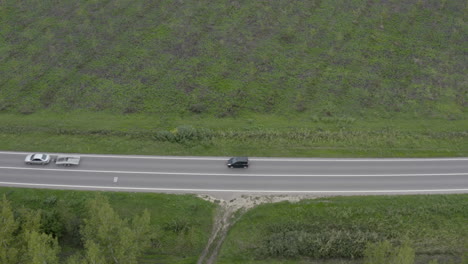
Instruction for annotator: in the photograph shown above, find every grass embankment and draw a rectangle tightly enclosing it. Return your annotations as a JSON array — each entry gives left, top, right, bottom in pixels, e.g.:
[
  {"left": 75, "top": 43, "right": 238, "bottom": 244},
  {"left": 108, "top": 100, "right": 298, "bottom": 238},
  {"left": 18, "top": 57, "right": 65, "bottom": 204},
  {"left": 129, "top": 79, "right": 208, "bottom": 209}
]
[
  {"left": 0, "top": 0, "right": 466, "bottom": 117},
  {"left": 0, "top": 187, "right": 217, "bottom": 264},
  {"left": 0, "top": 112, "right": 466, "bottom": 157},
  {"left": 1, "top": 0, "right": 467, "bottom": 157},
  {"left": 217, "top": 195, "right": 468, "bottom": 264}
]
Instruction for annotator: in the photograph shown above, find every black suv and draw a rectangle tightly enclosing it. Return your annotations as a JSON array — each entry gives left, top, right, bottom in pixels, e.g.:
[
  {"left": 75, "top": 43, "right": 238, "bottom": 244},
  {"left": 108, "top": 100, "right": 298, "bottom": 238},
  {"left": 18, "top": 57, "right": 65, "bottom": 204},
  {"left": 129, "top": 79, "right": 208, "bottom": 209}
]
[{"left": 227, "top": 157, "right": 249, "bottom": 168}]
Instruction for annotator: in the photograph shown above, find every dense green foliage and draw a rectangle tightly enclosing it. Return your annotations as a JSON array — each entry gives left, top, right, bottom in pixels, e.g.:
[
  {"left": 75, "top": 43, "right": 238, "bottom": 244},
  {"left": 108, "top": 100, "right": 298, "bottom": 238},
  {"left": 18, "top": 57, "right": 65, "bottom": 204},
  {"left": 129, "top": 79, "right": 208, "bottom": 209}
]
[
  {"left": 0, "top": 0, "right": 466, "bottom": 118},
  {"left": 0, "top": 195, "right": 60, "bottom": 264},
  {"left": 217, "top": 195, "right": 468, "bottom": 264},
  {"left": 0, "top": 187, "right": 216, "bottom": 264},
  {"left": 76, "top": 194, "right": 152, "bottom": 264}
]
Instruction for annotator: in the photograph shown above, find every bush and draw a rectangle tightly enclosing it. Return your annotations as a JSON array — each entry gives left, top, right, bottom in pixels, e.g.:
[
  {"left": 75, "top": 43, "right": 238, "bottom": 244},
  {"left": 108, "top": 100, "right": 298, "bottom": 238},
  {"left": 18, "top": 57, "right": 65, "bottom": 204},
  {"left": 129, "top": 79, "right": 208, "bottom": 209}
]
[
  {"left": 188, "top": 103, "right": 207, "bottom": 114},
  {"left": 41, "top": 210, "right": 64, "bottom": 238},
  {"left": 163, "top": 219, "right": 192, "bottom": 235},
  {"left": 175, "top": 125, "right": 199, "bottom": 142},
  {"left": 257, "top": 228, "right": 382, "bottom": 259},
  {"left": 364, "top": 240, "right": 415, "bottom": 264},
  {"left": 152, "top": 130, "right": 176, "bottom": 142},
  {"left": 152, "top": 126, "right": 214, "bottom": 143}
]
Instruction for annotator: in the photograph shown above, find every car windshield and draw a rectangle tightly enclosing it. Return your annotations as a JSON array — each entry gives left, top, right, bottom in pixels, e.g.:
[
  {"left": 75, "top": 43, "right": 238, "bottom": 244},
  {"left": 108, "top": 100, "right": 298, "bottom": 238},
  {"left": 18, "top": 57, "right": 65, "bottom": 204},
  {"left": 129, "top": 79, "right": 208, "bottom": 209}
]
[{"left": 42, "top": 154, "right": 47, "bottom": 160}]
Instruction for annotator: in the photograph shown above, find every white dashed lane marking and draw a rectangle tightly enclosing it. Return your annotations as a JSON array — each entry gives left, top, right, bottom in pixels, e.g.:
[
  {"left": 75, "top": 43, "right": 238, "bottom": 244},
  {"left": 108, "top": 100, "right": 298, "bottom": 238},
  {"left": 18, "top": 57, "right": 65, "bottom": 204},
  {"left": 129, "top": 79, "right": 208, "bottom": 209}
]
[
  {"left": 1, "top": 151, "right": 467, "bottom": 161},
  {"left": 0, "top": 166, "right": 466, "bottom": 177}
]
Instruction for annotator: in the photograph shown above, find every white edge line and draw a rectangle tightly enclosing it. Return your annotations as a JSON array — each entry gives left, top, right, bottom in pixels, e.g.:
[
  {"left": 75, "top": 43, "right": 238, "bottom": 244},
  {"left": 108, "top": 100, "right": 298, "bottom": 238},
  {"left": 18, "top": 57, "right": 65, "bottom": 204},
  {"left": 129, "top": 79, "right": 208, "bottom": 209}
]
[
  {"left": 0, "top": 181, "right": 467, "bottom": 193},
  {"left": 1, "top": 166, "right": 467, "bottom": 177},
  {"left": 0, "top": 151, "right": 467, "bottom": 161}
]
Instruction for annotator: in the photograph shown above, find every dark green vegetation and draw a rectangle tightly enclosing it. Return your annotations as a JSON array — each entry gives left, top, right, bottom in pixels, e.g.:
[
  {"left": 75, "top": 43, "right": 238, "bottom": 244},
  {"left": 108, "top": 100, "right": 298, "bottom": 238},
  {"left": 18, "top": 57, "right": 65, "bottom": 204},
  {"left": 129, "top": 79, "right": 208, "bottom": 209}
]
[
  {"left": 0, "top": 0, "right": 467, "bottom": 157},
  {"left": 217, "top": 195, "right": 468, "bottom": 264},
  {"left": 0, "top": 187, "right": 216, "bottom": 264}
]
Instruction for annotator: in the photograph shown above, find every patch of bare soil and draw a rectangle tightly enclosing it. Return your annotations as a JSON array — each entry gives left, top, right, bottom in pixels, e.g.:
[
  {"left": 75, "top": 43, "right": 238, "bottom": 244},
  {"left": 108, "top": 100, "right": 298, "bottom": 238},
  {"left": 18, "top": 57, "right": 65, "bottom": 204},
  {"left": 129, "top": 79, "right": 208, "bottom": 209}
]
[{"left": 196, "top": 194, "right": 319, "bottom": 264}]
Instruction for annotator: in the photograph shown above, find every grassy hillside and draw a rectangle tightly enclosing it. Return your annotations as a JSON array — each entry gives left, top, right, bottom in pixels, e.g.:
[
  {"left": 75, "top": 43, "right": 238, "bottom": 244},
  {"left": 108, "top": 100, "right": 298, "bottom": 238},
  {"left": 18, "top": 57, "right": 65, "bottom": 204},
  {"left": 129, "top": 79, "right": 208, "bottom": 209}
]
[
  {"left": 0, "top": 0, "right": 466, "bottom": 157},
  {"left": 0, "top": 0, "right": 466, "bottom": 118}
]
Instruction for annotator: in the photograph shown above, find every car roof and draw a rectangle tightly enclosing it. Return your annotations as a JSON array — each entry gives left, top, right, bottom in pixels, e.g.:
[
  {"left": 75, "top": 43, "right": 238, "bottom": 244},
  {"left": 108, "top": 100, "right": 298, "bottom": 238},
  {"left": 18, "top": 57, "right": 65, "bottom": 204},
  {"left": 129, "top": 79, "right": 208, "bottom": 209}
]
[
  {"left": 32, "top": 154, "right": 47, "bottom": 160},
  {"left": 232, "top": 157, "right": 248, "bottom": 162}
]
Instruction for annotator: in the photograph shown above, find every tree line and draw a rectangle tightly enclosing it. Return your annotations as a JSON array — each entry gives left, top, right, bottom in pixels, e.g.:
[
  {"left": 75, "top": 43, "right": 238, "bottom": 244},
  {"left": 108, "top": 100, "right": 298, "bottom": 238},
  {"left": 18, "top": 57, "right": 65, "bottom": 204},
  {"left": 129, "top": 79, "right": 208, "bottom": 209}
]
[{"left": 0, "top": 194, "right": 152, "bottom": 264}]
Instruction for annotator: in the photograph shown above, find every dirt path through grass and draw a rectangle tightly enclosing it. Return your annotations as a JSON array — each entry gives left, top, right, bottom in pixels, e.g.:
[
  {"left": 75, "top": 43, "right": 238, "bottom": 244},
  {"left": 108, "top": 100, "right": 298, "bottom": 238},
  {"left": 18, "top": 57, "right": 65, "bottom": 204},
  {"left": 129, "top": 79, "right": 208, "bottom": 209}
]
[{"left": 196, "top": 194, "right": 318, "bottom": 264}]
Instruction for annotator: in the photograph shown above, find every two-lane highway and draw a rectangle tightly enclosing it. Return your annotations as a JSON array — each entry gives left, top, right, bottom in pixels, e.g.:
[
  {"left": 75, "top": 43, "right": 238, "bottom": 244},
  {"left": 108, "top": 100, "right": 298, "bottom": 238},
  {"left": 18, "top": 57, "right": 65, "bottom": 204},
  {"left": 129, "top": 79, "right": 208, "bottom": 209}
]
[{"left": 0, "top": 151, "right": 467, "bottom": 195}]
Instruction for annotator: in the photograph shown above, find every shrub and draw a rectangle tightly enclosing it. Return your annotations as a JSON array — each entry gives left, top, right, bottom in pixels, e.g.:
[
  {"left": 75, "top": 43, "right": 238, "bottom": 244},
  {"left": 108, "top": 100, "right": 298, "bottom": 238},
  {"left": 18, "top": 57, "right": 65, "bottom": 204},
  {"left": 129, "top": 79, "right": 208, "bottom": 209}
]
[
  {"left": 188, "top": 103, "right": 207, "bottom": 114},
  {"left": 152, "top": 130, "right": 175, "bottom": 142},
  {"left": 163, "top": 219, "right": 191, "bottom": 235},
  {"left": 257, "top": 229, "right": 382, "bottom": 259},
  {"left": 41, "top": 210, "right": 64, "bottom": 239},
  {"left": 152, "top": 126, "right": 214, "bottom": 143},
  {"left": 364, "top": 240, "right": 415, "bottom": 264}
]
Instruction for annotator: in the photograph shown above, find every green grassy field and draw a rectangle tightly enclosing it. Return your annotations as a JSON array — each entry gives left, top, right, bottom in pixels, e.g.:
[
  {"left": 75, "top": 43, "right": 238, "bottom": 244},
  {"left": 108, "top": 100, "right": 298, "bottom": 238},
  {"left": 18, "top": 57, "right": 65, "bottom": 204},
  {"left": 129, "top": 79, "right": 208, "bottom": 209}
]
[
  {"left": 0, "top": 0, "right": 465, "bottom": 118},
  {"left": 217, "top": 194, "right": 468, "bottom": 264},
  {"left": 0, "top": 187, "right": 217, "bottom": 264},
  {"left": 1, "top": 0, "right": 467, "bottom": 157}
]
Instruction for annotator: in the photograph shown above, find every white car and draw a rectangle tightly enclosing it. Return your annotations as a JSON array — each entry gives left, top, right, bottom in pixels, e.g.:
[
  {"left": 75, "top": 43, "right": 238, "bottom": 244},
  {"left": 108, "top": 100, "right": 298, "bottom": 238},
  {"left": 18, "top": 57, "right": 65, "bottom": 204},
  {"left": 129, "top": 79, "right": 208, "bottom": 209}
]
[{"left": 25, "top": 154, "right": 51, "bottom": 165}]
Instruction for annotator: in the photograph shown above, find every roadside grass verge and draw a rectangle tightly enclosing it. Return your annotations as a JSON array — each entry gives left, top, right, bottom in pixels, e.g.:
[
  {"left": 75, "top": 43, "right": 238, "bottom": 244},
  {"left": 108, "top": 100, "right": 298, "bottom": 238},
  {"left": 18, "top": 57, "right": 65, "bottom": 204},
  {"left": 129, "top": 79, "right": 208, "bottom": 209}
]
[
  {"left": 0, "top": 112, "right": 466, "bottom": 157},
  {"left": 0, "top": 187, "right": 217, "bottom": 264},
  {"left": 217, "top": 194, "right": 468, "bottom": 264}
]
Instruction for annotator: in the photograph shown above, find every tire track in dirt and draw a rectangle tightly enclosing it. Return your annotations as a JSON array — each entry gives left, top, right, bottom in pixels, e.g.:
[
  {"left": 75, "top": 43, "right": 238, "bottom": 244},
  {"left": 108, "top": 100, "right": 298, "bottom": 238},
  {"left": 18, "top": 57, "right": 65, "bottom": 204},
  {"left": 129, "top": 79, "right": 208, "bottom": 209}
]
[{"left": 196, "top": 194, "right": 319, "bottom": 264}]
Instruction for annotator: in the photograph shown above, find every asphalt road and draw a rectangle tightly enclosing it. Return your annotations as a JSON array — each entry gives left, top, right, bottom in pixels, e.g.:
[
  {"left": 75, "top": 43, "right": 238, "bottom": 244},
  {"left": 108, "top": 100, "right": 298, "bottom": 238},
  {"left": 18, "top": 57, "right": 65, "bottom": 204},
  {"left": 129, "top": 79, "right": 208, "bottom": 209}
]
[{"left": 0, "top": 151, "right": 467, "bottom": 198}]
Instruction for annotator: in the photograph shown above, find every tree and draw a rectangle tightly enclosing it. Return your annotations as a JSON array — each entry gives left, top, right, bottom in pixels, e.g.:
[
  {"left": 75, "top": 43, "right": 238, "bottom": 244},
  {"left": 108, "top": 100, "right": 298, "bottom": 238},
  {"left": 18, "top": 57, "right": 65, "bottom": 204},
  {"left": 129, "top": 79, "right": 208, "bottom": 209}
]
[
  {"left": 24, "top": 230, "right": 60, "bottom": 264},
  {"left": 84, "top": 241, "right": 106, "bottom": 264},
  {"left": 0, "top": 195, "right": 19, "bottom": 264},
  {"left": 131, "top": 209, "right": 152, "bottom": 252},
  {"left": 17, "top": 208, "right": 60, "bottom": 264},
  {"left": 64, "top": 254, "right": 85, "bottom": 264},
  {"left": 80, "top": 194, "right": 152, "bottom": 264},
  {"left": 0, "top": 196, "right": 60, "bottom": 264},
  {"left": 16, "top": 207, "right": 42, "bottom": 263}
]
